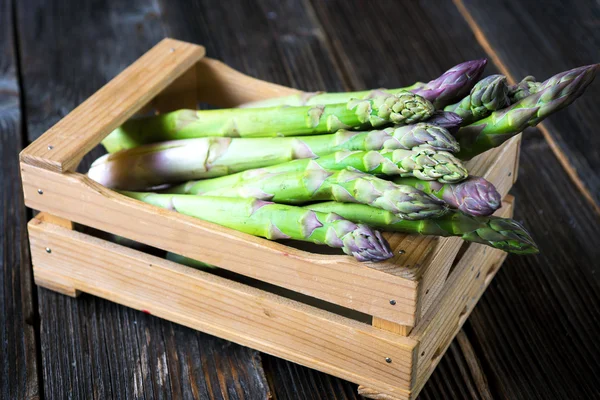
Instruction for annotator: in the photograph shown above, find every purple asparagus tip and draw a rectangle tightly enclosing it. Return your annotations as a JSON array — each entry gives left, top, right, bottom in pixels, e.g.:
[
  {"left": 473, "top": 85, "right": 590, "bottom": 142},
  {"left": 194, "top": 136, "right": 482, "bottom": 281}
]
[
  {"left": 412, "top": 59, "right": 488, "bottom": 109},
  {"left": 443, "top": 176, "right": 501, "bottom": 217},
  {"left": 531, "top": 64, "right": 598, "bottom": 125},
  {"left": 426, "top": 111, "right": 463, "bottom": 135},
  {"left": 343, "top": 224, "right": 394, "bottom": 262}
]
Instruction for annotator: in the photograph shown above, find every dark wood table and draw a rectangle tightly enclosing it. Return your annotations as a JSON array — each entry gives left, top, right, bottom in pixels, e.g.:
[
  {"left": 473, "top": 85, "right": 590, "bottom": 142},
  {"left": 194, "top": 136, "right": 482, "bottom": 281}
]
[{"left": 2, "top": 0, "right": 599, "bottom": 398}]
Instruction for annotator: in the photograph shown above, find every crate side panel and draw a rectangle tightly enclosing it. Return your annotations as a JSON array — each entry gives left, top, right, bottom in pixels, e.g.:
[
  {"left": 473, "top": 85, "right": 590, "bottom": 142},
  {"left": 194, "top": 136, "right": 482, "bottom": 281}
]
[
  {"left": 28, "top": 218, "right": 418, "bottom": 398},
  {"left": 21, "top": 164, "right": 419, "bottom": 325}
]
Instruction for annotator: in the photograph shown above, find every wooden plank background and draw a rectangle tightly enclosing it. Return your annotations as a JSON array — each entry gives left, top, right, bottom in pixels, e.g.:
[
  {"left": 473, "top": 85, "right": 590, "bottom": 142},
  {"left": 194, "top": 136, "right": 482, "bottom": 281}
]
[{"left": 2, "top": 0, "right": 599, "bottom": 399}]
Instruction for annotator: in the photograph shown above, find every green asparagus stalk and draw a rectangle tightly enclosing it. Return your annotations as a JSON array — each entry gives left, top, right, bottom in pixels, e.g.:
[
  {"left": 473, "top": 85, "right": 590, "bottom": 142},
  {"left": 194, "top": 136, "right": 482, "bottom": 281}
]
[
  {"left": 304, "top": 202, "right": 538, "bottom": 255},
  {"left": 169, "top": 147, "right": 467, "bottom": 195},
  {"left": 195, "top": 168, "right": 448, "bottom": 220},
  {"left": 239, "top": 59, "right": 487, "bottom": 109},
  {"left": 102, "top": 93, "right": 434, "bottom": 152},
  {"left": 88, "top": 123, "right": 460, "bottom": 190},
  {"left": 121, "top": 192, "right": 393, "bottom": 262},
  {"left": 444, "top": 75, "right": 510, "bottom": 125},
  {"left": 455, "top": 64, "right": 598, "bottom": 160},
  {"left": 394, "top": 176, "right": 501, "bottom": 216}
]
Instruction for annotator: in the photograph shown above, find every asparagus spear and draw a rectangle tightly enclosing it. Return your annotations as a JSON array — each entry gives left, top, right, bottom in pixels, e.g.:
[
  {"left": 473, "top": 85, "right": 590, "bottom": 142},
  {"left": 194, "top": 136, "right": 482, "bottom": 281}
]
[
  {"left": 88, "top": 123, "right": 460, "bottom": 190},
  {"left": 394, "top": 176, "right": 501, "bottom": 217},
  {"left": 425, "top": 111, "right": 463, "bottom": 135},
  {"left": 239, "top": 59, "right": 487, "bottom": 109},
  {"left": 196, "top": 169, "right": 448, "bottom": 220},
  {"left": 413, "top": 59, "right": 487, "bottom": 108},
  {"left": 444, "top": 75, "right": 510, "bottom": 125},
  {"left": 102, "top": 93, "right": 434, "bottom": 152},
  {"left": 455, "top": 64, "right": 598, "bottom": 160},
  {"left": 508, "top": 76, "right": 541, "bottom": 103},
  {"left": 305, "top": 202, "right": 538, "bottom": 255},
  {"left": 121, "top": 192, "right": 393, "bottom": 262},
  {"left": 169, "top": 147, "right": 467, "bottom": 195}
]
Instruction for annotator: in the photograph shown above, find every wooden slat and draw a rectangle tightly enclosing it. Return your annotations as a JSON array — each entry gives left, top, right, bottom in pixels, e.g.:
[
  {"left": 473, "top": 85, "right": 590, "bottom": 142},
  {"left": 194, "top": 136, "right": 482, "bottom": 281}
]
[
  {"left": 28, "top": 216, "right": 418, "bottom": 398},
  {"left": 412, "top": 240, "right": 507, "bottom": 396},
  {"left": 19, "top": 38, "right": 205, "bottom": 173},
  {"left": 456, "top": 0, "right": 600, "bottom": 208},
  {"left": 21, "top": 163, "right": 421, "bottom": 325},
  {"left": 0, "top": 0, "right": 40, "bottom": 398}
]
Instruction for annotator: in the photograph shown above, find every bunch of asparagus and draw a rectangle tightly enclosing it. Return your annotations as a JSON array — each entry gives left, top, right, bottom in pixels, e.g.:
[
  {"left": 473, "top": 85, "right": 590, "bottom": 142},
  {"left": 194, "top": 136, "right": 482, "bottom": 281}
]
[{"left": 89, "top": 59, "right": 598, "bottom": 262}]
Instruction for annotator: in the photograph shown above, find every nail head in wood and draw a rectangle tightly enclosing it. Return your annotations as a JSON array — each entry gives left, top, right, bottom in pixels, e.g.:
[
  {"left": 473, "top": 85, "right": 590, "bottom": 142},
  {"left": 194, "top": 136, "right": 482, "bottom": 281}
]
[
  {"left": 47, "top": 145, "right": 54, "bottom": 150},
  {"left": 398, "top": 250, "right": 405, "bottom": 255},
  {"left": 389, "top": 300, "right": 396, "bottom": 305},
  {"left": 45, "top": 248, "right": 52, "bottom": 253},
  {"left": 385, "top": 357, "right": 392, "bottom": 363},
  {"left": 38, "top": 189, "right": 43, "bottom": 195}
]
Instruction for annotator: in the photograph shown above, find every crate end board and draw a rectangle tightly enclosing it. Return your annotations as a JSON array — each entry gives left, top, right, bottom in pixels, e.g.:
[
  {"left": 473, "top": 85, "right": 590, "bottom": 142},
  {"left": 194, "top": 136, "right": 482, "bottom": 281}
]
[{"left": 360, "top": 236, "right": 510, "bottom": 399}]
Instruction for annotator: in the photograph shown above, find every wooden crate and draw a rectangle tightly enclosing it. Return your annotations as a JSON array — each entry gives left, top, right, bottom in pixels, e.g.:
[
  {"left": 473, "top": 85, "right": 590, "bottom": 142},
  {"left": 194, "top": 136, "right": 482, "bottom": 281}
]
[{"left": 20, "top": 38, "right": 521, "bottom": 399}]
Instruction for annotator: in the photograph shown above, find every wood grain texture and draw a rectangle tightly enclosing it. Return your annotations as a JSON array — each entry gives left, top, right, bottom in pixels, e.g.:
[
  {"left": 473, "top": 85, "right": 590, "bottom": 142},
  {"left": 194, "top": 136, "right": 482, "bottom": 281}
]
[
  {"left": 21, "top": 162, "right": 424, "bottom": 325},
  {"left": 159, "top": 0, "right": 347, "bottom": 93},
  {"left": 28, "top": 216, "right": 417, "bottom": 398},
  {"left": 14, "top": 1, "right": 270, "bottom": 399},
  {"left": 28, "top": 206, "right": 510, "bottom": 399},
  {"left": 19, "top": 38, "right": 205, "bottom": 172},
  {"left": 11, "top": 0, "right": 600, "bottom": 399},
  {"left": 456, "top": 0, "right": 600, "bottom": 207},
  {"left": 0, "top": 0, "right": 40, "bottom": 398},
  {"left": 463, "top": 130, "right": 600, "bottom": 399}
]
